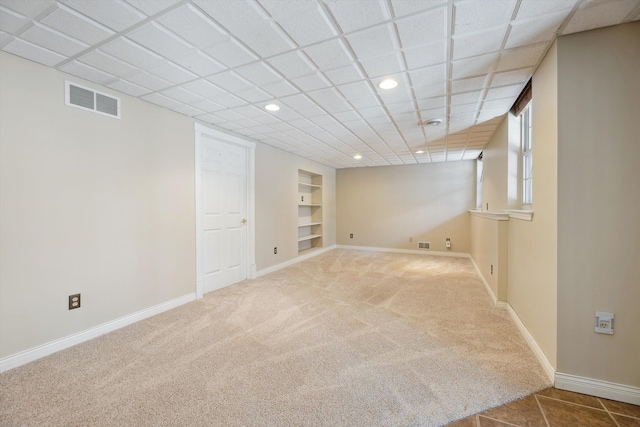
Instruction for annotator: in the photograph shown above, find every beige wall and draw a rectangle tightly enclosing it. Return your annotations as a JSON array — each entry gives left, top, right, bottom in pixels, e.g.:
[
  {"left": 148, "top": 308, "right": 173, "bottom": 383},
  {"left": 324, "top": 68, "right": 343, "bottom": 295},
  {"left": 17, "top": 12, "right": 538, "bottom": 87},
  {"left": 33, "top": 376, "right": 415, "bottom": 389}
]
[
  {"left": 480, "top": 116, "right": 509, "bottom": 212},
  {"left": 0, "top": 52, "right": 196, "bottom": 359},
  {"left": 336, "top": 161, "right": 475, "bottom": 253},
  {"left": 556, "top": 22, "right": 640, "bottom": 386},
  {"left": 255, "top": 143, "right": 336, "bottom": 271},
  {"left": 470, "top": 215, "right": 508, "bottom": 302},
  {"left": 507, "top": 41, "right": 558, "bottom": 369}
]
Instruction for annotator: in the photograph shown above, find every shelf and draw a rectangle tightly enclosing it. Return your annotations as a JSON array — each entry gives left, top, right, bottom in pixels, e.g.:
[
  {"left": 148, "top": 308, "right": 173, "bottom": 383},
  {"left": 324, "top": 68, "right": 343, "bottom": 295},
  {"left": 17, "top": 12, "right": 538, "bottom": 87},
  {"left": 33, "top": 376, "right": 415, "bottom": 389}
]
[
  {"left": 298, "top": 222, "right": 322, "bottom": 227},
  {"left": 298, "top": 203, "right": 321, "bottom": 207},
  {"left": 298, "top": 234, "right": 322, "bottom": 242},
  {"left": 298, "top": 182, "right": 322, "bottom": 188}
]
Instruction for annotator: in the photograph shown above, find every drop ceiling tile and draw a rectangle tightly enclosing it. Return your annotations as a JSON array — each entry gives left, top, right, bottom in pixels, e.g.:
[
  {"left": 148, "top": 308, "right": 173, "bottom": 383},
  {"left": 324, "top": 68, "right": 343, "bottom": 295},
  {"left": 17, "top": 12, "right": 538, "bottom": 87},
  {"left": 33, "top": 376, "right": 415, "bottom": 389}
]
[
  {"left": 451, "top": 53, "right": 499, "bottom": 79},
  {"left": 62, "top": 0, "right": 146, "bottom": 31},
  {"left": 332, "top": 110, "right": 362, "bottom": 122},
  {"left": 378, "top": 87, "right": 413, "bottom": 105},
  {"left": 515, "top": 0, "right": 577, "bottom": 20},
  {"left": 107, "top": 79, "right": 150, "bottom": 96},
  {"left": 451, "top": 75, "right": 488, "bottom": 93},
  {"left": 390, "top": 0, "right": 446, "bottom": 18},
  {"left": 1, "top": 0, "right": 56, "bottom": 19},
  {"left": 562, "top": 0, "right": 638, "bottom": 35},
  {"left": 323, "top": 64, "right": 365, "bottom": 85},
  {"left": 267, "top": 50, "right": 316, "bottom": 80},
  {"left": 386, "top": 101, "right": 415, "bottom": 115},
  {"left": 126, "top": 70, "right": 173, "bottom": 91},
  {"left": 359, "top": 51, "right": 404, "bottom": 78},
  {"left": 450, "top": 103, "right": 480, "bottom": 115},
  {"left": 346, "top": 23, "right": 397, "bottom": 60},
  {"left": 161, "top": 86, "right": 203, "bottom": 104},
  {"left": 481, "top": 98, "right": 513, "bottom": 112},
  {"left": 451, "top": 90, "right": 482, "bottom": 105},
  {"left": 41, "top": 4, "right": 114, "bottom": 45},
  {"left": 325, "top": 0, "right": 390, "bottom": 32},
  {"left": 485, "top": 83, "right": 522, "bottom": 101},
  {"left": 507, "top": 12, "right": 566, "bottom": 49},
  {"left": 274, "top": 107, "right": 303, "bottom": 121},
  {"left": 0, "top": 6, "right": 30, "bottom": 34},
  {"left": 206, "top": 71, "right": 252, "bottom": 92},
  {"left": 20, "top": 22, "right": 88, "bottom": 56},
  {"left": 124, "top": 0, "right": 181, "bottom": 16},
  {"left": 416, "top": 96, "right": 445, "bottom": 111},
  {"left": 210, "top": 92, "right": 248, "bottom": 108},
  {"left": 346, "top": 94, "right": 381, "bottom": 109},
  {"left": 148, "top": 61, "right": 197, "bottom": 84},
  {"left": 203, "top": 39, "right": 258, "bottom": 68},
  {"left": 490, "top": 68, "right": 532, "bottom": 87},
  {"left": 409, "top": 63, "right": 446, "bottom": 90},
  {"left": 233, "top": 105, "right": 272, "bottom": 118},
  {"left": 2, "top": 37, "right": 65, "bottom": 66},
  {"left": 235, "top": 62, "right": 282, "bottom": 87},
  {"left": 403, "top": 39, "right": 446, "bottom": 70},
  {"left": 307, "top": 88, "right": 351, "bottom": 113},
  {"left": 215, "top": 122, "right": 243, "bottom": 131},
  {"left": 453, "top": 0, "right": 517, "bottom": 36},
  {"left": 291, "top": 72, "right": 331, "bottom": 91},
  {"left": 496, "top": 44, "right": 546, "bottom": 72},
  {"left": 78, "top": 50, "right": 137, "bottom": 77},
  {"left": 191, "top": 98, "right": 225, "bottom": 113},
  {"left": 262, "top": 80, "right": 299, "bottom": 97},
  {"left": 304, "top": 39, "right": 353, "bottom": 71},
  {"left": 171, "top": 104, "right": 206, "bottom": 117},
  {"left": 157, "top": 5, "right": 228, "bottom": 50},
  {"left": 235, "top": 87, "right": 272, "bottom": 103},
  {"left": 129, "top": 22, "right": 195, "bottom": 60},
  {"left": 182, "top": 79, "right": 226, "bottom": 98},
  {"left": 59, "top": 60, "right": 117, "bottom": 85},
  {"left": 336, "top": 80, "right": 373, "bottom": 100},
  {"left": 195, "top": 0, "right": 268, "bottom": 33},
  {"left": 173, "top": 51, "right": 224, "bottom": 77},
  {"left": 273, "top": 4, "right": 337, "bottom": 46},
  {"left": 453, "top": 25, "right": 507, "bottom": 60},
  {"left": 396, "top": 7, "right": 447, "bottom": 49},
  {"left": 477, "top": 108, "right": 507, "bottom": 122},
  {"left": 101, "top": 37, "right": 163, "bottom": 69},
  {"left": 212, "top": 109, "right": 246, "bottom": 122},
  {"left": 234, "top": 21, "right": 297, "bottom": 57}
]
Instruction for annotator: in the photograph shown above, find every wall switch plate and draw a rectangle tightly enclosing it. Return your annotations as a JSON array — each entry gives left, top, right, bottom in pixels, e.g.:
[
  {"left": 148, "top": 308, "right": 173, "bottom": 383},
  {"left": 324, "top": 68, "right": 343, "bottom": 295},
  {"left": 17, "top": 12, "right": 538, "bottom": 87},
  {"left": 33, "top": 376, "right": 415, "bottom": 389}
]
[
  {"left": 69, "top": 294, "right": 81, "bottom": 310},
  {"left": 274, "top": 247, "right": 277, "bottom": 254},
  {"left": 595, "top": 311, "right": 614, "bottom": 334},
  {"left": 350, "top": 233, "right": 353, "bottom": 238}
]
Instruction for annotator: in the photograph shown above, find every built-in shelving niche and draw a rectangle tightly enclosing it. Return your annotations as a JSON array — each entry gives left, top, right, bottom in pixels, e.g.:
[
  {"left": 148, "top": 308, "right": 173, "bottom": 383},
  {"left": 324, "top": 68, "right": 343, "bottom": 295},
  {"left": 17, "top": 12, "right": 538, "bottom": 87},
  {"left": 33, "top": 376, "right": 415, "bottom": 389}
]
[{"left": 297, "top": 169, "right": 322, "bottom": 255}]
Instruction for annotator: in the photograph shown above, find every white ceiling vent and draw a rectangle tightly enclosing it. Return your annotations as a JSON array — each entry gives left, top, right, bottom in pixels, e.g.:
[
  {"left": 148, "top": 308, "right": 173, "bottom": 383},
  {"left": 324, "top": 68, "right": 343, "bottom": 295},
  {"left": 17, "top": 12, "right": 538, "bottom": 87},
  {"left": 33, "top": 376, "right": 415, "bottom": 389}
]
[
  {"left": 418, "top": 242, "right": 431, "bottom": 250},
  {"left": 65, "top": 81, "right": 120, "bottom": 119}
]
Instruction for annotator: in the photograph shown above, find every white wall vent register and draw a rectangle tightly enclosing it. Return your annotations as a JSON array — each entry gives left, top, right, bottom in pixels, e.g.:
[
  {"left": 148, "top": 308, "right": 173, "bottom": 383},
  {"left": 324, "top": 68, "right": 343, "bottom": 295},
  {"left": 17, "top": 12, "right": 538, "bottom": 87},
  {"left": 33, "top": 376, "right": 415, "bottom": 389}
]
[
  {"left": 418, "top": 242, "right": 431, "bottom": 250},
  {"left": 65, "top": 81, "right": 120, "bottom": 119}
]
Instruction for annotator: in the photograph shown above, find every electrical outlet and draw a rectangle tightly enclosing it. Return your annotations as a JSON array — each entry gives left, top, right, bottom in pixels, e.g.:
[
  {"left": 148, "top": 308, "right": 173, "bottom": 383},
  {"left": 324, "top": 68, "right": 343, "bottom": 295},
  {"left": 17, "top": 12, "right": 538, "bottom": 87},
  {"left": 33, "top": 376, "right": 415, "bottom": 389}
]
[
  {"left": 274, "top": 247, "right": 277, "bottom": 254},
  {"left": 350, "top": 233, "right": 353, "bottom": 238},
  {"left": 490, "top": 264, "right": 493, "bottom": 275},
  {"left": 595, "top": 311, "right": 614, "bottom": 335},
  {"left": 69, "top": 294, "right": 81, "bottom": 310},
  {"left": 445, "top": 237, "right": 451, "bottom": 248}
]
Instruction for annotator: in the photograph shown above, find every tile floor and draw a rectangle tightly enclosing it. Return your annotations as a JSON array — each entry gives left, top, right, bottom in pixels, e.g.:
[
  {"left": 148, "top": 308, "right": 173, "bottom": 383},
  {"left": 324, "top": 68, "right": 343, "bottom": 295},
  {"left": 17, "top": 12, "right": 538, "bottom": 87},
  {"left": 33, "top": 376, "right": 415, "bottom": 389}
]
[{"left": 446, "top": 388, "right": 640, "bottom": 427}]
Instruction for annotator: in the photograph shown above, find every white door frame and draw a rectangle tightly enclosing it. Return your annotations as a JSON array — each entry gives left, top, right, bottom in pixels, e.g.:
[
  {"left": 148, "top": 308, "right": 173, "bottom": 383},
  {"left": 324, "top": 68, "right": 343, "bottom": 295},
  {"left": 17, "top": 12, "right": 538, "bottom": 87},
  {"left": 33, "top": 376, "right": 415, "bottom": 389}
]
[{"left": 194, "top": 122, "right": 256, "bottom": 299}]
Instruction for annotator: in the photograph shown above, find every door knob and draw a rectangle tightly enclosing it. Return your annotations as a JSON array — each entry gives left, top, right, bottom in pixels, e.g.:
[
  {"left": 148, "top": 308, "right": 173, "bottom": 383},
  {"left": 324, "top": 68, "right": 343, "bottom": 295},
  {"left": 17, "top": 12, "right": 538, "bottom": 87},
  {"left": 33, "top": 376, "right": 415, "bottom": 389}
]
[{"left": 241, "top": 219, "right": 247, "bottom": 224}]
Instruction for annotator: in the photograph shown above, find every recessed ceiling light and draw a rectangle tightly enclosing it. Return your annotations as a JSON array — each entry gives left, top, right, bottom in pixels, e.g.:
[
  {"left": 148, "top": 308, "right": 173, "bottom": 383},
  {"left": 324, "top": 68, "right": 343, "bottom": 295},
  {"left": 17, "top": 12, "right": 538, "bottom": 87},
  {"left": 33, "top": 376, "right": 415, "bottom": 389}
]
[
  {"left": 353, "top": 154, "right": 362, "bottom": 160},
  {"left": 424, "top": 118, "right": 443, "bottom": 126},
  {"left": 264, "top": 104, "right": 280, "bottom": 111},
  {"left": 378, "top": 79, "right": 398, "bottom": 90},
  {"left": 416, "top": 150, "right": 425, "bottom": 154}
]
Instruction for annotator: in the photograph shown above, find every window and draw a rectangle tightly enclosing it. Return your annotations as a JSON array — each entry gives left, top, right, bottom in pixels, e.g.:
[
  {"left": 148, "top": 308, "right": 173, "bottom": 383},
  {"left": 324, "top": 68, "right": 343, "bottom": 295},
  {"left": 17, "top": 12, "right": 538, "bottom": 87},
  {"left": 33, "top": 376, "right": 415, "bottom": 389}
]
[{"left": 520, "top": 103, "right": 532, "bottom": 206}]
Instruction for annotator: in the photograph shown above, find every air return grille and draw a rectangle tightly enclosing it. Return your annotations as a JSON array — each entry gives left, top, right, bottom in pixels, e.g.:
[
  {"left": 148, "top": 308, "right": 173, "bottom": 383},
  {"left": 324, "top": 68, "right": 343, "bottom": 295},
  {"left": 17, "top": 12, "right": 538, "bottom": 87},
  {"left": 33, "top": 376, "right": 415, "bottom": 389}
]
[
  {"left": 65, "top": 81, "right": 120, "bottom": 119},
  {"left": 418, "top": 241, "right": 431, "bottom": 250}
]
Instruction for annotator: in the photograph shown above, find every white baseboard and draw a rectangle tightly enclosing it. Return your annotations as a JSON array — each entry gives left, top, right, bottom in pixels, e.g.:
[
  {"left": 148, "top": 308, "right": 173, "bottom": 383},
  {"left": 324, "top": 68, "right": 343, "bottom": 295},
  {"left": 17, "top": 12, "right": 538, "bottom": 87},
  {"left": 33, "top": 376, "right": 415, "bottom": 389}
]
[
  {"left": 555, "top": 372, "right": 640, "bottom": 405},
  {"left": 0, "top": 293, "right": 196, "bottom": 373},
  {"left": 254, "top": 245, "right": 337, "bottom": 278},
  {"left": 335, "top": 245, "right": 469, "bottom": 258},
  {"left": 468, "top": 255, "right": 506, "bottom": 309},
  {"left": 506, "top": 303, "right": 556, "bottom": 383}
]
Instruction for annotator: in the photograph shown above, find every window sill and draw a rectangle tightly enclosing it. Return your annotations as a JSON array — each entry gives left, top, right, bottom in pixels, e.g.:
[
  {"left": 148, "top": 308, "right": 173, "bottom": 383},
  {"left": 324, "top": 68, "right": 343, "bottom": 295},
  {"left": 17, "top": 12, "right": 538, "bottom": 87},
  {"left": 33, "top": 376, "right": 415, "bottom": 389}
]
[
  {"left": 469, "top": 209, "right": 534, "bottom": 222},
  {"left": 505, "top": 209, "right": 534, "bottom": 221},
  {"left": 468, "top": 210, "right": 510, "bottom": 221}
]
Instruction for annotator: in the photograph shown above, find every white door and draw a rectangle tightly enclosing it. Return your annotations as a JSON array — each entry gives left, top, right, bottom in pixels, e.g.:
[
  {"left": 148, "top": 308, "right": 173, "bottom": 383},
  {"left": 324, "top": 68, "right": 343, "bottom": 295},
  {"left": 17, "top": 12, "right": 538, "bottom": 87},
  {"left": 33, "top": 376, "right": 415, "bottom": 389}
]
[{"left": 201, "top": 135, "right": 248, "bottom": 294}]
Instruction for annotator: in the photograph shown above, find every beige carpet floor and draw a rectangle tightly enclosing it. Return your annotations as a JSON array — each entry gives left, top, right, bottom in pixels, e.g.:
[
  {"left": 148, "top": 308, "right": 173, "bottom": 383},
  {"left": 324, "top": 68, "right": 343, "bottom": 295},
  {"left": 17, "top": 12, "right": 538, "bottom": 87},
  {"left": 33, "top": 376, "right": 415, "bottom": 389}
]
[{"left": 0, "top": 249, "right": 551, "bottom": 426}]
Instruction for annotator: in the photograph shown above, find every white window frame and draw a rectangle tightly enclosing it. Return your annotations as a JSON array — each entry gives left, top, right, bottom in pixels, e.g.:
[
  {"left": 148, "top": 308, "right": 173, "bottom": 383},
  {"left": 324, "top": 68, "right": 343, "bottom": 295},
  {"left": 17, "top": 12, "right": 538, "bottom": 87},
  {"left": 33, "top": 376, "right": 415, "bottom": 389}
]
[{"left": 520, "top": 102, "right": 532, "bottom": 207}]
